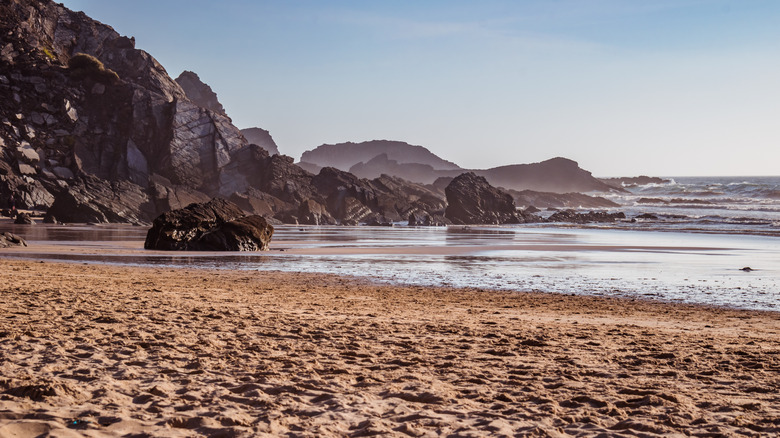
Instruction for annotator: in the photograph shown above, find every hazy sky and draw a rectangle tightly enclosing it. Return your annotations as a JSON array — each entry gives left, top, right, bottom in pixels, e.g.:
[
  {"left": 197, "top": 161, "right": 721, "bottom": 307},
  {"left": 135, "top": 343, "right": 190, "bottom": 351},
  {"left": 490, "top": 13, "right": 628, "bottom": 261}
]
[{"left": 61, "top": 0, "right": 780, "bottom": 177}]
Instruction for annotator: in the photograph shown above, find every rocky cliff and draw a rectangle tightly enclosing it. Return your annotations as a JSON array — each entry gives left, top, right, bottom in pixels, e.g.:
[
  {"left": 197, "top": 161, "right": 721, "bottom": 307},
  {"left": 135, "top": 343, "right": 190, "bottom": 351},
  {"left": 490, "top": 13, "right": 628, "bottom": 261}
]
[
  {"left": 0, "top": 0, "right": 256, "bottom": 222},
  {"left": 0, "top": 0, "right": 447, "bottom": 225}
]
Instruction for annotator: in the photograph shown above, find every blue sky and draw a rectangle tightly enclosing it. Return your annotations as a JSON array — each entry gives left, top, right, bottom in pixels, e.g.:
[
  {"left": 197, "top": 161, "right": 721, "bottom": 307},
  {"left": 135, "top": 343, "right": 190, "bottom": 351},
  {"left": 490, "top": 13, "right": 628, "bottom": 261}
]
[{"left": 61, "top": 0, "right": 780, "bottom": 176}]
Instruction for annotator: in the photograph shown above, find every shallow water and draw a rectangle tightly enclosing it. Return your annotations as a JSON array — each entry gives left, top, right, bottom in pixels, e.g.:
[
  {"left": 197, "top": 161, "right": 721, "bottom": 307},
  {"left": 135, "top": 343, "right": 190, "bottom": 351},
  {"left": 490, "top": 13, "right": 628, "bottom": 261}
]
[{"left": 2, "top": 223, "right": 778, "bottom": 311}]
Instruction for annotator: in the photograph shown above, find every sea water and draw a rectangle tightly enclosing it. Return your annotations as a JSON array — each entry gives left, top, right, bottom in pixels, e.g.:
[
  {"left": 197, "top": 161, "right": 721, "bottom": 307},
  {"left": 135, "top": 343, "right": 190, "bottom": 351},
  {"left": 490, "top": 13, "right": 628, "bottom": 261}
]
[
  {"left": 1, "top": 176, "right": 778, "bottom": 311},
  {"left": 595, "top": 176, "right": 780, "bottom": 236}
]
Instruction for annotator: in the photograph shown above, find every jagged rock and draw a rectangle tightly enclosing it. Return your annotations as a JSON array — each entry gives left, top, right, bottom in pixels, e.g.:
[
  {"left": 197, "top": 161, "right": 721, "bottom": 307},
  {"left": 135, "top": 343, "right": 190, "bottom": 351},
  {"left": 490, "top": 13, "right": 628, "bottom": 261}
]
[
  {"left": 51, "top": 166, "right": 73, "bottom": 180},
  {"left": 13, "top": 212, "right": 34, "bottom": 224},
  {"left": 445, "top": 172, "right": 537, "bottom": 225},
  {"left": 364, "top": 214, "right": 394, "bottom": 226},
  {"left": 175, "top": 71, "right": 226, "bottom": 115},
  {"left": 0, "top": 232, "right": 27, "bottom": 248},
  {"left": 636, "top": 213, "right": 658, "bottom": 220},
  {"left": 17, "top": 163, "right": 36, "bottom": 175},
  {"left": 44, "top": 175, "right": 154, "bottom": 224},
  {"left": 297, "top": 199, "right": 335, "bottom": 225},
  {"left": 144, "top": 198, "right": 273, "bottom": 251},
  {"left": 547, "top": 209, "right": 626, "bottom": 224},
  {"left": 0, "top": 0, "right": 452, "bottom": 226},
  {"left": 228, "top": 191, "right": 276, "bottom": 217},
  {"left": 147, "top": 173, "right": 211, "bottom": 214},
  {"left": 16, "top": 144, "right": 39, "bottom": 163},
  {"left": 241, "top": 127, "right": 280, "bottom": 156}
]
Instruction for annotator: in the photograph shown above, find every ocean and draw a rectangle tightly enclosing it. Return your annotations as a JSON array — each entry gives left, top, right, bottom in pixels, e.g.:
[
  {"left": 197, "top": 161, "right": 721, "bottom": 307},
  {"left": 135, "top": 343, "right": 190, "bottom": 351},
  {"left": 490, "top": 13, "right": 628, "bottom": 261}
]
[
  {"left": 591, "top": 176, "right": 780, "bottom": 236},
  {"left": 1, "top": 176, "right": 778, "bottom": 311}
]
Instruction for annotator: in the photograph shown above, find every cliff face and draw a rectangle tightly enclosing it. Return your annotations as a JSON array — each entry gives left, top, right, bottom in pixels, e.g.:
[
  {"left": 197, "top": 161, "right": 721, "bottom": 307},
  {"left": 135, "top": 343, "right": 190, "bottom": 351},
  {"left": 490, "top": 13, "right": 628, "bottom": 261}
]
[
  {"left": 0, "top": 0, "right": 256, "bottom": 221},
  {"left": 0, "top": 0, "right": 447, "bottom": 225}
]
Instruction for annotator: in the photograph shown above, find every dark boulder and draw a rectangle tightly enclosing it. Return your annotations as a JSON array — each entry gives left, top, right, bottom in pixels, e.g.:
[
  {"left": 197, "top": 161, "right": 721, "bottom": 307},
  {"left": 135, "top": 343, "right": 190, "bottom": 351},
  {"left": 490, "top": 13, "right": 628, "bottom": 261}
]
[
  {"left": 13, "top": 212, "right": 34, "bottom": 224},
  {"left": 193, "top": 215, "right": 274, "bottom": 251},
  {"left": 144, "top": 198, "right": 273, "bottom": 251},
  {"left": 547, "top": 209, "right": 626, "bottom": 224},
  {"left": 444, "top": 172, "right": 536, "bottom": 225},
  {"left": 0, "top": 232, "right": 27, "bottom": 248}
]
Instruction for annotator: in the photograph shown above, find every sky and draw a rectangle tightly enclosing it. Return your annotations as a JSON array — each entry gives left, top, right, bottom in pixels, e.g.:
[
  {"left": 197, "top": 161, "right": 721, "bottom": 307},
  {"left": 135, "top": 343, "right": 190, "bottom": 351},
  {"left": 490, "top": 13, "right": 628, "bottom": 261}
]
[{"left": 61, "top": 0, "right": 780, "bottom": 177}]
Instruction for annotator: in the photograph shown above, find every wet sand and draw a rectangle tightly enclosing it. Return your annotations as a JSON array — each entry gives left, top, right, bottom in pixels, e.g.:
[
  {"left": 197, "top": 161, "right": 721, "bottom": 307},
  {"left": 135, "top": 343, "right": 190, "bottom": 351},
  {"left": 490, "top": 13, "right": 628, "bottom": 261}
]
[{"left": 1, "top": 259, "right": 779, "bottom": 437}]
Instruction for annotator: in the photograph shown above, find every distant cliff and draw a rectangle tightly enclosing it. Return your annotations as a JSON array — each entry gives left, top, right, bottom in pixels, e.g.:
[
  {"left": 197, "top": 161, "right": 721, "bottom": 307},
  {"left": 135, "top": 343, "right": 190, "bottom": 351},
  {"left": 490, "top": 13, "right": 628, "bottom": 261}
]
[
  {"left": 300, "top": 138, "right": 618, "bottom": 194},
  {"left": 299, "top": 140, "right": 462, "bottom": 174}
]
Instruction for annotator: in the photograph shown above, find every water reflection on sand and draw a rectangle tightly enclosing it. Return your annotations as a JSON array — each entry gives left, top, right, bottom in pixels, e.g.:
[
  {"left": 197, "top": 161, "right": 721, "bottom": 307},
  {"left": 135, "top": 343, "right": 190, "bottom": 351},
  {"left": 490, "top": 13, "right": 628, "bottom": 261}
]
[{"left": 1, "top": 222, "right": 777, "bottom": 311}]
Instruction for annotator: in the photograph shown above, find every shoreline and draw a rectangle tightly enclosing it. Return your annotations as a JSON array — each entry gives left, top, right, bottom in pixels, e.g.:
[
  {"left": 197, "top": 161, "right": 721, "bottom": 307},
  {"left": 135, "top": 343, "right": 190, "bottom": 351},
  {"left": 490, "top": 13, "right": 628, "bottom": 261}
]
[
  {"left": 1, "top": 259, "right": 779, "bottom": 436},
  {"left": 1, "top": 222, "right": 778, "bottom": 312}
]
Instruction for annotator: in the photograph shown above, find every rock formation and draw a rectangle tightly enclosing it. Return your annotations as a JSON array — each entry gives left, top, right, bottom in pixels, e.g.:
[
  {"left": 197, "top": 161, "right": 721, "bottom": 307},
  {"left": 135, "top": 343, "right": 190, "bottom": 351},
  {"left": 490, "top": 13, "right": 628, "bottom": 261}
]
[
  {"left": 473, "top": 157, "right": 618, "bottom": 193},
  {"left": 241, "top": 127, "right": 280, "bottom": 156},
  {"left": 1, "top": 0, "right": 619, "bottom": 227},
  {"left": 144, "top": 198, "right": 274, "bottom": 251},
  {"left": 299, "top": 140, "right": 462, "bottom": 174},
  {"left": 547, "top": 210, "right": 626, "bottom": 224},
  {"left": 174, "top": 70, "right": 226, "bottom": 115},
  {"left": 300, "top": 138, "right": 623, "bottom": 194},
  {"left": 444, "top": 172, "right": 538, "bottom": 225},
  {"left": 0, "top": 232, "right": 27, "bottom": 248},
  {"left": 0, "top": 0, "right": 450, "bottom": 226},
  {"left": 0, "top": 0, "right": 259, "bottom": 223},
  {"left": 349, "top": 153, "right": 441, "bottom": 184}
]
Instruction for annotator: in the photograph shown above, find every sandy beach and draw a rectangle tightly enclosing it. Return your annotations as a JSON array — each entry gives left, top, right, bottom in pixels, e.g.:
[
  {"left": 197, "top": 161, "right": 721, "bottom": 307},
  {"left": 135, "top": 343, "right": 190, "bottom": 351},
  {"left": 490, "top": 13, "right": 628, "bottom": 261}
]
[{"left": 0, "top": 259, "right": 778, "bottom": 437}]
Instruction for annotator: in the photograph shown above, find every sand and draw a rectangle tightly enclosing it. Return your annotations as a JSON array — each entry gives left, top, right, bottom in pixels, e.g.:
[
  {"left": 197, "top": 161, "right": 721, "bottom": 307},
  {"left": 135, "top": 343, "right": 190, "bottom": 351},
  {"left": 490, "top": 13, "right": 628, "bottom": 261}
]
[{"left": 1, "top": 259, "right": 779, "bottom": 437}]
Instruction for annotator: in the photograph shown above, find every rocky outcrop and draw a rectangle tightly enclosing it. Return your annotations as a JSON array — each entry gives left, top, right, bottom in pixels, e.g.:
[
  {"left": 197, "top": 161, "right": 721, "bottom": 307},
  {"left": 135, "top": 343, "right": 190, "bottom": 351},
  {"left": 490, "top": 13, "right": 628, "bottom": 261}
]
[
  {"left": 300, "top": 140, "right": 462, "bottom": 174},
  {"left": 547, "top": 210, "right": 626, "bottom": 224},
  {"left": 0, "top": 0, "right": 528, "bottom": 227},
  {"left": 300, "top": 138, "right": 624, "bottom": 194},
  {"left": 190, "top": 215, "right": 274, "bottom": 251},
  {"left": 44, "top": 175, "right": 154, "bottom": 224},
  {"left": 144, "top": 198, "right": 273, "bottom": 251},
  {"left": 473, "top": 158, "right": 619, "bottom": 194},
  {"left": 444, "top": 172, "right": 538, "bottom": 225},
  {"left": 175, "top": 71, "right": 225, "bottom": 115},
  {"left": 13, "top": 212, "right": 34, "bottom": 224},
  {"left": 241, "top": 127, "right": 280, "bottom": 156},
  {"left": 0, "top": 0, "right": 261, "bottom": 223},
  {"left": 0, "top": 232, "right": 26, "bottom": 248}
]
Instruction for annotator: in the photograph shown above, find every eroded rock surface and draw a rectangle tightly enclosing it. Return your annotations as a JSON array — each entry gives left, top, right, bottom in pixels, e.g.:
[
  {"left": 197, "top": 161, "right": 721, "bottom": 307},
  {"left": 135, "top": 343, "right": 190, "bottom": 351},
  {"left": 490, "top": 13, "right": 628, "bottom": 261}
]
[
  {"left": 144, "top": 198, "right": 273, "bottom": 251},
  {"left": 444, "top": 172, "right": 538, "bottom": 225}
]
